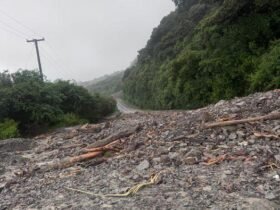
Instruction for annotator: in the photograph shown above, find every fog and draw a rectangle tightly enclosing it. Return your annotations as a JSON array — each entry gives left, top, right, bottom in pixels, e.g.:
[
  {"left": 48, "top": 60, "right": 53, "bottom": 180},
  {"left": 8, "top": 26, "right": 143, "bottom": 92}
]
[{"left": 0, "top": 0, "right": 174, "bottom": 81}]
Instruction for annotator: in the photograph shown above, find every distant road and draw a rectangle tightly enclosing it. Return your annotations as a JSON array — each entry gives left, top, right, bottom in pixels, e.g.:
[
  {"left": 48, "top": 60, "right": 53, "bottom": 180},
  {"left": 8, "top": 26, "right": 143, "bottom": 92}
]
[{"left": 116, "top": 98, "right": 140, "bottom": 114}]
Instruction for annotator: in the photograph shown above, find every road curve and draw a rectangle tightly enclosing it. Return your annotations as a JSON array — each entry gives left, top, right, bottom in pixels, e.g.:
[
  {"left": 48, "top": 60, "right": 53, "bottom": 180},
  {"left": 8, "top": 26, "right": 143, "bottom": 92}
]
[{"left": 116, "top": 99, "right": 140, "bottom": 114}]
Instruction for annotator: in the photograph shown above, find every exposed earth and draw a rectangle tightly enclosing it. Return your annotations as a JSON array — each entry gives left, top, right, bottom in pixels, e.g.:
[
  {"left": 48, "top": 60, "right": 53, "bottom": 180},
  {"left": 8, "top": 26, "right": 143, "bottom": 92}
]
[{"left": 1, "top": 90, "right": 280, "bottom": 210}]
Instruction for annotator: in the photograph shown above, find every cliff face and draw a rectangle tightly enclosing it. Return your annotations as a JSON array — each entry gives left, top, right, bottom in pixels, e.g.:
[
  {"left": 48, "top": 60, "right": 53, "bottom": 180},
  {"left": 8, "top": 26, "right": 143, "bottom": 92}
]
[{"left": 123, "top": 0, "right": 280, "bottom": 109}]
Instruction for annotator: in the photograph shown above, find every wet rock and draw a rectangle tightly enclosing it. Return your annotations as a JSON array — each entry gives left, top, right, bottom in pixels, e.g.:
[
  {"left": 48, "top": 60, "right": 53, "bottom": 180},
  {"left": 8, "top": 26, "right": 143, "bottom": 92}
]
[
  {"left": 152, "top": 157, "right": 161, "bottom": 163},
  {"left": 273, "top": 175, "right": 279, "bottom": 181},
  {"left": 242, "top": 198, "right": 280, "bottom": 210},
  {"left": 224, "top": 170, "right": 232, "bottom": 175},
  {"left": 236, "top": 130, "right": 245, "bottom": 138},
  {"left": 229, "top": 133, "right": 237, "bottom": 140},
  {"left": 1, "top": 90, "right": 280, "bottom": 209},
  {"left": 203, "top": 186, "right": 212, "bottom": 192},
  {"left": 168, "top": 152, "right": 179, "bottom": 160},
  {"left": 248, "top": 139, "right": 255, "bottom": 145},
  {"left": 0, "top": 138, "right": 33, "bottom": 152},
  {"left": 0, "top": 165, "right": 5, "bottom": 175},
  {"left": 160, "top": 155, "right": 171, "bottom": 165},
  {"left": 238, "top": 141, "right": 248, "bottom": 146},
  {"left": 184, "top": 157, "right": 197, "bottom": 165},
  {"left": 265, "top": 192, "right": 277, "bottom": 200},
  {"left": 185, "top": 148, "right": 202, "bottom": 158},
  {"left": 236, "top": 101, "right": 246, "bottom": 106},
  {"left": 215, "top": 100, "right": 226, "bottom": 107},
  {"left": 274, "top": 155, "right": 280, "bottom": 163},
  {"left": 136, "top": 160, "right": 150, "bottom": 171}
]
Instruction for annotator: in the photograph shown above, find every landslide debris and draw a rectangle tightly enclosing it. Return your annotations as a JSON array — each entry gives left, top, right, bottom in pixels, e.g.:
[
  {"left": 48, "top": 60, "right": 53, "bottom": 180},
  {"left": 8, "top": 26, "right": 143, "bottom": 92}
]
[{"left": 0, "top": 90, "right": 280, "bottom": 210}]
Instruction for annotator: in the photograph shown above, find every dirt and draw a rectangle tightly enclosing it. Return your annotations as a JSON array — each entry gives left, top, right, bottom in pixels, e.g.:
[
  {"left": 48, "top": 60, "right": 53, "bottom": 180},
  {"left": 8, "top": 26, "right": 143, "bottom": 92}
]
[{"left": 1, "top": 90, "right": 280, "bottom": 210}]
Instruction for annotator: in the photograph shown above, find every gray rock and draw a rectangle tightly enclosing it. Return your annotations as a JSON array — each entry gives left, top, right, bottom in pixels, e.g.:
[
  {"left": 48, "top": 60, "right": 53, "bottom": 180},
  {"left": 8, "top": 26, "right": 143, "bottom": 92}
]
[
  {"left": 0, "top": 165, "right": 5, "bottom": 175},
  {"left": 160, "top": 155, "right": 171, "bottom": 165},
  {"left": 265, "top": 192, "right": 277, "bottom": 200},
  {"left": 168, "top": 152, "right": 179, "bottom": 160},
  {"left": 215, "top": 100, "right": 226, "bottom": 107},
  {"left": 236, "top": 130, "right": 245, "bottom": 137},
  {"left": 224, "top": 170, "right": 232, "bottom": 175},
  {"left": 185, "top": 148, "right": 202, "bottom": 158},
  {"left": 236, "top": 101, "right": 246, "bottom": 106},
  {"left": 203, "top": 186, "right": 212, "bottom": 192},
  {"left": 229, "top": 133, "right": 237, "bottom": 140},
  {"left": 184, "top": 157, "right": 197, "bottom": 165},
  {"left": 242, "top": 198, "right": 280, "bottom": 210},
  {"left": 248, "top": 139, "right": 255, "bottom": 145},
  {"left": 153, "top": 157, "right": 161, "bottom": 163},
  {"left": 274, "top": 155, "right": 280, "bottom": 163},
  {"left": 136, "top": 160, "right": 150, "bottom": 171},
  {"left": 0, "top": 138, "right": 33, "bottom": 152}
]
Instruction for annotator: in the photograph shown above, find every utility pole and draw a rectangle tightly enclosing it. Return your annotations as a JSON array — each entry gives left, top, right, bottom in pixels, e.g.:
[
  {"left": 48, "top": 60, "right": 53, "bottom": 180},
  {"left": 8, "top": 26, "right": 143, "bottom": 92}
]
[{"left": 26, "top": 38, "right": 45, "bottom": 81}]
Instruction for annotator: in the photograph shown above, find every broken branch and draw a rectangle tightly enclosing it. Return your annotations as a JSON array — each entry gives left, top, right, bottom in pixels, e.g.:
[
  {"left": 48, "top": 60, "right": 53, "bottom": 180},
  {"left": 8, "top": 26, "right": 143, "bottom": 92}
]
[
  {"left": 86, "top": 124, "right": 141, "bottom": 149},
  {"left": 83, "top": 140, "right": 121, "bottom": 153},
  {"left": 204, "top": 112, "right": 280, "bottom": 129},
  {"left": 254, "top": 132, "right": 279, "bottom": 139}
]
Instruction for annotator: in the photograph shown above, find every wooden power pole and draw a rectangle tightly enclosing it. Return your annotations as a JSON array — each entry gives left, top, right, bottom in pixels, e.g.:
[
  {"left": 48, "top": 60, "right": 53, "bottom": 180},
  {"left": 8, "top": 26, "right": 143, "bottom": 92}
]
[{"left": 27, "top": 38, "right": 45, "bottom": 81}]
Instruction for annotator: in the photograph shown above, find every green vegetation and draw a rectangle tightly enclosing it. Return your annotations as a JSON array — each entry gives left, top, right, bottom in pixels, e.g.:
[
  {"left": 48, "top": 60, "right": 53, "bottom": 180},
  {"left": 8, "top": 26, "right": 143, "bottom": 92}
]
[
  {"left": 0, "top": 119, "right": 19, "bottom": 140},
  {"left": 0, "top": 70, "right": 116, "bottom": 139},
  {"left": 123, "top": 0, "right": 280, "bottom": 109},
  {"left": 82, "top": 71, "right": 124, "bottom": 96}
]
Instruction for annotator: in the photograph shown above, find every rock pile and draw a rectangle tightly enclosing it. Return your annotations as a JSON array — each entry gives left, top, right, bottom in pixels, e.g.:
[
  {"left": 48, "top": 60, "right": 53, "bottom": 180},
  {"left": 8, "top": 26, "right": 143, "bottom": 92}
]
[{"left": 0, "top": 90, "right": 279, "bottom": 209}]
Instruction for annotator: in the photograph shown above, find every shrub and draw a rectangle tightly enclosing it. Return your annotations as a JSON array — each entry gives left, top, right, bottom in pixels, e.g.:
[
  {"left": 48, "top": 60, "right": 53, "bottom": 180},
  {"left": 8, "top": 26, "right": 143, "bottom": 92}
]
[
  {"left": 251, "top": 40, "right": 280, "bottom": 91},
  {"left": 0, "top": 119, "right": 19, "bottom": 140},
  {"left": 0, "top": 70, "right": 116, "bottom": 136},
  {"left": 57, "top": 113, "right": 88, "bottom": 127}
]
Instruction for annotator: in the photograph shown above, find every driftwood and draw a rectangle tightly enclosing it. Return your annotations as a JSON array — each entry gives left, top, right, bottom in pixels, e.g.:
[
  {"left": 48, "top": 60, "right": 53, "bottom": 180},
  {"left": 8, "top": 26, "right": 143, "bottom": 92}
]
[
  {"left": 83, "top": 140, "right": 120, "bottom": 153},
  {"left": 40, "top": 151, "right": 104, "bottom": 170},
  {"left": 85, "top": 124, "right": 141, "bottom": 149},
  {"left": 38, "top": 126, "right": 141, "bottom": 170},
  {"left": 254, "top": 132, "right": 279, "bottom": 139},
  {"left": 204, "top": 112, "right": 280, "bottom": 129},
  {"left": 50, "top": 125, "right": 142, "bottom": 169}
]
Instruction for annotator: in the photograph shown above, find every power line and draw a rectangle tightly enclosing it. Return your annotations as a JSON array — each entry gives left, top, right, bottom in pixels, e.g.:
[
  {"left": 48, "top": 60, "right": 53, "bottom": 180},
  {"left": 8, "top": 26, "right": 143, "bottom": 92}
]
[
  {"left": 43, "top": 42, "right": 78, "bottom": 79},
  {"left": 41, "top": 46, "right": 77, "bottom": 80},
  {"left": 0, "top": 19, "right": 30, "bottom": 38},
  {"left": 0, "top": 22, "right": 27, "bottom": 39},
  {"left": 40, "top": 48, "right": 62, "bottom": 72},
  {"left": 0, "top": 9, "right": 41, "bottom": 38},
  {"left": 0, "top": 10, "right": 77, "bottom": 81}
]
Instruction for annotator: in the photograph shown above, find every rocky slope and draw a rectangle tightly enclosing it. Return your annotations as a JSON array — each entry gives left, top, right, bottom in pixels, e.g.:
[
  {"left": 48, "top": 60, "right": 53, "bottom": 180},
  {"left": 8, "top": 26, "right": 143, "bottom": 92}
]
[{"left": 0, "top": 90, "right": 280, "bottom": 210}]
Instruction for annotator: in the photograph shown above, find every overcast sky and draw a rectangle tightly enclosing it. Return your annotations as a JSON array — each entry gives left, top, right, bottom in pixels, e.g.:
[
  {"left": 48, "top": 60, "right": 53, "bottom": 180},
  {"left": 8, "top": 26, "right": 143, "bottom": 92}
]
[{"left": 0, "top": 0, "right": 174, "bottom": 81}]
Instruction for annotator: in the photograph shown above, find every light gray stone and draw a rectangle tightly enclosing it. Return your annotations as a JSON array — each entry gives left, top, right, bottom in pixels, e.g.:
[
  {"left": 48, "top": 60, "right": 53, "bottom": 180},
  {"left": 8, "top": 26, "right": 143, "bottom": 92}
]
[
  {"left": 136, "top": 160, "right": 150, "bottom": 171},
  {"left": 229, "top": 133, "right": 237, "bottom": 140}
]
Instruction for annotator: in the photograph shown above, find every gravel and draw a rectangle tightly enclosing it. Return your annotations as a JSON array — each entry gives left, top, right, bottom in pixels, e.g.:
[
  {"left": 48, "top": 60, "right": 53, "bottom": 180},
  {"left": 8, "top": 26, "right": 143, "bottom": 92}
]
[{"left": 0, "top": 90, "right": 279, "bottom": 210}]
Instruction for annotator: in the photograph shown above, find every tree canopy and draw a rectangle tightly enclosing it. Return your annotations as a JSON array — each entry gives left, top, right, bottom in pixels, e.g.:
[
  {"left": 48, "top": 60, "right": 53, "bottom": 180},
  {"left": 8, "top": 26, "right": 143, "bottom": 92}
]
[
  {"left": 0, "top": 70, "right": 116, "bottom": 138},
  {"left": 123, "top": 0, "right": 280, "bottom": 109}
]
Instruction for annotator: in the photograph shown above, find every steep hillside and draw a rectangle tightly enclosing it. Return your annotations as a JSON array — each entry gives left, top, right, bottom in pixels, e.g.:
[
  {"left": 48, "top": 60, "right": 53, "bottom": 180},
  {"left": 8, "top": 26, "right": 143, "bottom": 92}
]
[
  {"left": 123, "top": 0, "right": 280, "bottom": 109},
  {"left": 82, "top": 71, "right": 124, "bottom": 96}
]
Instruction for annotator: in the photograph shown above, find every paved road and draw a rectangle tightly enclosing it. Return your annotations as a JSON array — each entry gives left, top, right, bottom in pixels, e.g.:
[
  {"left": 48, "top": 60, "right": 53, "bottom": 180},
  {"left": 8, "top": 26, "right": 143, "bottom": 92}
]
[{"left": 116, "top": 99, "right": 140, "bottom": 114}]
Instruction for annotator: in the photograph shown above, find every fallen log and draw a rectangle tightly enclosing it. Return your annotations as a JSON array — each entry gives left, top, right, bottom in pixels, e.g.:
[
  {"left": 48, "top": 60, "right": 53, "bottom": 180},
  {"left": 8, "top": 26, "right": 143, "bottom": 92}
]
[
  {"left": 36, "top": 125, "right": 141, "bottom": 171},
  {"left": 83, "top": 140, "right": 120, "bottom": 153},
  {"left": 85, "top": 124, "right": 141, "bottom": 149},
  {"left": 204, "top": 112, "right": 280, "bottom": 129},
  {"left": 39, "top": 151, "right": 104, "bottom": 170}
]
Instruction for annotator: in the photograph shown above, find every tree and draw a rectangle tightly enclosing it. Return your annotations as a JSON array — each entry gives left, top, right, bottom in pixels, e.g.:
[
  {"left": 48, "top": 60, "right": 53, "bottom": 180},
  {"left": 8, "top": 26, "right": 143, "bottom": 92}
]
[{"left": 0, "top": 70, "right": 116, "bottom": 136}]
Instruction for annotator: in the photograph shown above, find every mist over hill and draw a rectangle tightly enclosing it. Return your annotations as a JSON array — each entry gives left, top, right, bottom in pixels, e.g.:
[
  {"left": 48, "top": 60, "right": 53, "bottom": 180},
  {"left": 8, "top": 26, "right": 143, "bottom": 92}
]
[{"left": 81, "top": 71, "right": 124, "bottom": 96}]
